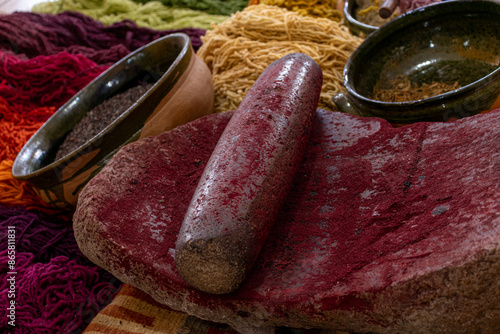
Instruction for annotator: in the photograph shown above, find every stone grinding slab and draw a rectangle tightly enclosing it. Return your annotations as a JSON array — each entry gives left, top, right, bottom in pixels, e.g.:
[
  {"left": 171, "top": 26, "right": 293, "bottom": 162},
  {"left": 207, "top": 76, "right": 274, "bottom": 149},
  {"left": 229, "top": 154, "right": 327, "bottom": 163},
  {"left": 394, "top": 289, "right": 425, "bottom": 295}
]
[{"left": 74, "top": 109, "right": 500, "bottom": 333}]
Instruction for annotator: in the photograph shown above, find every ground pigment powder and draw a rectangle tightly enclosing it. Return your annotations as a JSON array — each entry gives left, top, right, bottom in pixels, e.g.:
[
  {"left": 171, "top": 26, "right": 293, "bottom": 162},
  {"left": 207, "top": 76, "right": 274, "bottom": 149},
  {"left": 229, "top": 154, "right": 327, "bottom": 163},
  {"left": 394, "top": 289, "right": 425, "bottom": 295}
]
[{"left": 55, "top": 82, "right": 153, "bottom": 160}]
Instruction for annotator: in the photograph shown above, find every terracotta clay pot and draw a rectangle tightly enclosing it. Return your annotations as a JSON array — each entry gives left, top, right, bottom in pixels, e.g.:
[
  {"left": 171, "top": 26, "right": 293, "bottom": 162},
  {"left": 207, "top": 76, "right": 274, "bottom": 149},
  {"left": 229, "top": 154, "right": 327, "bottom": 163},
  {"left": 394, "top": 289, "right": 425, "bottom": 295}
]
[{"left": 12, "top": 33, "right": 214, "bottom": 208}]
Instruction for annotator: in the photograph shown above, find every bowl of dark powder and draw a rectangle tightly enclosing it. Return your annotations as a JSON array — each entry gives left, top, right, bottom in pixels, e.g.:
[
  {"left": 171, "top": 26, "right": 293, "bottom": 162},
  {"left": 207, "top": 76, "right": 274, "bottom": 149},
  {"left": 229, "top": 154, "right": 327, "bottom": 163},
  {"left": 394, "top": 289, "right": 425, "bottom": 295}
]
[
  {"left": 12, "top": 33, "right": 215, "bottom": 208},
  {"left": 334, "top": 0, "right": 500, "bottom": 124}
]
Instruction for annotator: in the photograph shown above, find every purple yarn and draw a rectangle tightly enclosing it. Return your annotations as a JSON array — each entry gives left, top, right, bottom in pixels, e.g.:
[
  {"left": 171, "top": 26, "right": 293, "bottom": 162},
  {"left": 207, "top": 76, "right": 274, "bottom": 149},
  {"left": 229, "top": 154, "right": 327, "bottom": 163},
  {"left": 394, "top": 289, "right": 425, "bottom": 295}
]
[
  {"left": 0, "top": 205, "right": 84, "bottom": 264},
  {"left": 0, "top": 11, "right": 206, "bottom": 64},
  {"left": 1, "top": 253, "right": 120, "bottom": 333},
  {"left": 0, "top": 205, "right": 121, "bottom": 332}
]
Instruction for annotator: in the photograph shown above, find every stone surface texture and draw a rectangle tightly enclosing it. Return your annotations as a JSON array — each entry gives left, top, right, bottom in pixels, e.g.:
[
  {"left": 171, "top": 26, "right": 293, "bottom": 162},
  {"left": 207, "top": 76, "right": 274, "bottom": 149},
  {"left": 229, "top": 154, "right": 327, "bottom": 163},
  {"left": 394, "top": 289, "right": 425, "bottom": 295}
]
[{"left": 74, "top": 109, "right": 500, "bottom": 333}]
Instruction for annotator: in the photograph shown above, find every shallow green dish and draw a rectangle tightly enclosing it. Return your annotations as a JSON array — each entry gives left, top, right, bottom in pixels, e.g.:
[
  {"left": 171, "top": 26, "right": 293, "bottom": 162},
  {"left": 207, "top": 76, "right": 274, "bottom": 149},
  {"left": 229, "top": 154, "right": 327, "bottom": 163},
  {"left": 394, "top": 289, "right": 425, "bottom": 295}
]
[
  {"left": 334, "top": 0, "right": 500, "bottom": 124},
  {"left": 12, "top": 33, "right": 214, "bottom": 208}
]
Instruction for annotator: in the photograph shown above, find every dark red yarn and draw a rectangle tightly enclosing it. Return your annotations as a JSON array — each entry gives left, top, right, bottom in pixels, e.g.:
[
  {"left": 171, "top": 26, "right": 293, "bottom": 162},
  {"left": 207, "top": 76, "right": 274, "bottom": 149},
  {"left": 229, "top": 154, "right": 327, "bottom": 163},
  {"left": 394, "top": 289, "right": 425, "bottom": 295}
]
[
  {"left": 0, "top": 50, "right": 108, "bottom": 115},
  {"left": 0, "top": 11, "right": 206, "bottom": 64}
]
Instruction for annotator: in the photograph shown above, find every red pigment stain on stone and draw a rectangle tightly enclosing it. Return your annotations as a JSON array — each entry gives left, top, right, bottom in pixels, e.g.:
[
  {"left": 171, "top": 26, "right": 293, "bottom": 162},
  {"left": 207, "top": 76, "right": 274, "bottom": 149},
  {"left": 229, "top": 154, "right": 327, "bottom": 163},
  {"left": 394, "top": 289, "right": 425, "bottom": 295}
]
[
  {"left": 96, "top": 112, "right": 233, "bottom": 283},
  {"left": 85, "top": 108, "right": 500, "bottom": 314}
]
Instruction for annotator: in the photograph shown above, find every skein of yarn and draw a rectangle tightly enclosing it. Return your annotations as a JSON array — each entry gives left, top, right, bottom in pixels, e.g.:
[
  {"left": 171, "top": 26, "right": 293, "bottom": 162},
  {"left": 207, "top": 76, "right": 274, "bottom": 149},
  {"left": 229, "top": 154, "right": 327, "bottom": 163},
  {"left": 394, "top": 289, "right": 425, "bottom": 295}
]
[
  {"left": 0, "top": 51, "right": 107, "bottom": 112},
  {"left": 132, "top": 0, "right": 249, "bottom": 16},
  {"left": 32, "top": 0, "right": 229, "bottom": 29},
  {"left": 0, "top": 205, "right": 121, "bottom": 332},
  {"left": 0, "top": 11, "right": 206, "bottom": 62},
  {"left": 258, "top": 0, "right": 343, "bottom": 21}
]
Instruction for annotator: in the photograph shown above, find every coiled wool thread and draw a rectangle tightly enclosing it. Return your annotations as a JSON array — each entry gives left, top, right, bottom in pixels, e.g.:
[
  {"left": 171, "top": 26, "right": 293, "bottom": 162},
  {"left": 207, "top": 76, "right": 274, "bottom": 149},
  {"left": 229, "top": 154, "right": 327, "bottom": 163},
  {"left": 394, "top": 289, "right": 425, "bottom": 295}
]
[
  {"left": 257, "top": 0, "right": 343, "bottom": 21},
  {"left": 33, "top": 0, "right": 229, "bottom": 29},
  {"left": 198, "top": 5, "right": 363, "bottom": 113},
  {"left": 132, "top": 0, "right": 249, "bottom": 16}
]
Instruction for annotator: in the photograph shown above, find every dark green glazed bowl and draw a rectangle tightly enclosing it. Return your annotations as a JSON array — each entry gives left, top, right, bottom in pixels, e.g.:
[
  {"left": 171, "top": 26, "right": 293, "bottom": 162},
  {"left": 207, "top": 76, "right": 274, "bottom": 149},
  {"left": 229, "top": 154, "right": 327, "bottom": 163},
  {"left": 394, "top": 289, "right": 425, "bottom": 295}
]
[
  {"left": 334, "top": 0, "right": 500, "bottom": 124},
  {"left": 12, "top": 33, "right": 214, "bottom": 208},
  {"left": 343, "top": 0, "right": 378, "bottom": 37}
]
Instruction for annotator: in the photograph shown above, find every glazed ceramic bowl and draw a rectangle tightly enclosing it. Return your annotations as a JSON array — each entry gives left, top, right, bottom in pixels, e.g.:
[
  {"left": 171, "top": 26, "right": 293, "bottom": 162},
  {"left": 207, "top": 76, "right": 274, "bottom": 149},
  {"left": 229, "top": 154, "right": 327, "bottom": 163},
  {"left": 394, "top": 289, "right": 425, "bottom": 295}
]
[
  {"left": 12, "top": 33, "right": 214, "bottom": 208},
  {"left": 334, "top": 0, "right": 500, "bottom": 124},
  {"left": 343, "top": 0, "right": 378, "bottom": 36}
]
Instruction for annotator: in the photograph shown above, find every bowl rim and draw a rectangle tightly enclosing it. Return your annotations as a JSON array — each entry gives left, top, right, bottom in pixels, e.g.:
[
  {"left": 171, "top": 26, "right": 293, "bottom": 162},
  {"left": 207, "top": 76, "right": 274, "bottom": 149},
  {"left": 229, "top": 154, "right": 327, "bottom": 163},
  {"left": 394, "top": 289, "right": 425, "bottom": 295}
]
[
  {"left": 12, "top": 32, "right": 191, "bottom": 180},
  {"left": 343, "top": 0, "right": 500, "bottom": 107},
  {"left": 343, "top": 0, "right": 378, "bottom": 36}
]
